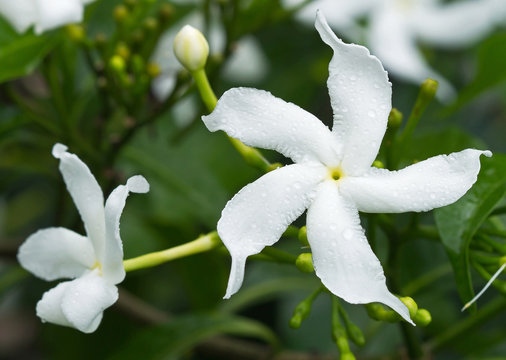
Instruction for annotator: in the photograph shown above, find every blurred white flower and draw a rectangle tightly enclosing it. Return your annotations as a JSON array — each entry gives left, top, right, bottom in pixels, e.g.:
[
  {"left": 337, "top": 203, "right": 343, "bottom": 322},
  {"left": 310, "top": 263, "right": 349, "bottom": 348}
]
[
  {"left": 151, "top": 12, "right": 268, "bottom": 102},
  {"left": 202, "top": 11, "right": 491, "bottom": 322},
  {"left": 284, "top": 0, "right": 506, "bottom": 101},
  {"left": 17, "top": 144, "right": 149, "bottom": 333},
  {"left": 0, "top": 0, "right": 95, "bottom": 35}
]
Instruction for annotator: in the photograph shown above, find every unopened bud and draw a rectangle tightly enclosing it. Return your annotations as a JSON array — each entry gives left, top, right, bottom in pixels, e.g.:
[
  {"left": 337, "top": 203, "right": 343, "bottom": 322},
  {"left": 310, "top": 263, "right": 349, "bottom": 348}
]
[
  {"left": 289, "top": 301, "right": 311, "bottom": 329},
  {"left": 173, "top": 25, "right": 209, "bottom": 72},
  {"left": 413, "top": 308, "right": 432, "bottom": 327},
  {"left": 400, "top": 297, "right": 418, "bottom": 319},
  {"left": 420, "top": 78, "right": 438, "bottom": 103},
  {"left": 298, "top": 226, "right": 309, "bottom": 246},
  {"left": 114, "top": 5, "right": 129, "bottom": 22},
  {"left": 159, "top": 3, "right": 174, "bottom": 21},
  {"left": 65, "top": 25, "right": 85, "bottom": 42},
  {"left": 296, "top": 253, "right": 314, "bottom": 273},
  {"left": 388, "top": 108, "right": 403, "bottom": 128},
  {"left": 116, "top": 42, "right": 130, "bottom": 59},
  {"left": 146, "top": 62, "right": 161, "bottom": 78},
  {"left": 109, "top": 55, "right": 126, "bottom": 72},
  {"left": 372, "top": 160, "right": 384, "bottom": 169},
  {"left": 144, "top": 17, "right": 159, "bottom": 32}
]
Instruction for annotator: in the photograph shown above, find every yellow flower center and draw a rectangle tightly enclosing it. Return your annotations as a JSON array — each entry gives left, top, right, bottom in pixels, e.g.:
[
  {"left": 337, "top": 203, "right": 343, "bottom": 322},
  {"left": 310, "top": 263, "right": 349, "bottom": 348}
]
[
  {"left": 92, "top": 261, "right": 103, "bottom": 276},
  {"left": 328, "top": 167, "right": 344, "bottom": 181}
]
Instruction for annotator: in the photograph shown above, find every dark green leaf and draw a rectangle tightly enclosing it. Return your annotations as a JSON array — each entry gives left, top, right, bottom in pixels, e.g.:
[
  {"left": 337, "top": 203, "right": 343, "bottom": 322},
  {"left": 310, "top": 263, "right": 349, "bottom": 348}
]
[
  {"left": 109, "top": 312, "right": 278, "bottom": 360},
  {"left": 0, "top": 18, "right": 58, "bottom": 83},
  {"left": 435, "top": 154, "right": 506, "bottom": 306}
]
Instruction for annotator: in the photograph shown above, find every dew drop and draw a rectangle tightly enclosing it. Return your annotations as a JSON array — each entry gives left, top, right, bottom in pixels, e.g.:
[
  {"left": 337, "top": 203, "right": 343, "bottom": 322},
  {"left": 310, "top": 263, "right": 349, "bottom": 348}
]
[
  {"left": 368, "top": 110, "right": 376, "bottom": 118},
  {"left": 342, "top": 229, "right": 354, "bottom": 240}
]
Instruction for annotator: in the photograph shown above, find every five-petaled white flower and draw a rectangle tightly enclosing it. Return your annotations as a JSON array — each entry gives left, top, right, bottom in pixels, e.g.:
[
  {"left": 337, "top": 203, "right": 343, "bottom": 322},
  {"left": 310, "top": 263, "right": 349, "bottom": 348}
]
[
  {"left": 283, "top": 0, "right": 506, "bottom": 101},
  {"left": 0, "top": 0, "right": 95, "bottom": 35},
  {"left": 17, "top": 144, "right": 149, "bottom": 333},
  {"left": 202, "top": 11, "right": 491, "bottom": 323}
]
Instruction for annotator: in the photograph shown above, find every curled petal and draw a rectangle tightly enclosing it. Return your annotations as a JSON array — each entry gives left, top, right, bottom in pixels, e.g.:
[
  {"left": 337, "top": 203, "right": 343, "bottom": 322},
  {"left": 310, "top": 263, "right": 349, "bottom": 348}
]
[
  {"left": 103, "top": 175, "right": 149, "bottom": 284},
  {"left": 340, "top": 149, "right": 492, "bottom": 213},
  {"left": 315, "top": 10, "right": 391, "bottom": 176},
  {"left": 17, "top": 227, "right": 95, "bottom": 281},
  {"left": 37, "top": 271, "right": 118, "bottom": 333},
  {"left": 52, "top": 144, "right": 106, "bottom": 262},
  {"left": 33, "top": 0, "right": 84, "bottom": 35},
  {"left": 202, "top": 88, "right": 340, "bottom": 166},
  {"left": 219, "top": 163, "right": 327, "bottom": 298},
  {"left": 307, "top": 180, "right": 413, "bottom": 324},
  {"left": 368, "top": 8, "right": 455, "bottom": 101}
]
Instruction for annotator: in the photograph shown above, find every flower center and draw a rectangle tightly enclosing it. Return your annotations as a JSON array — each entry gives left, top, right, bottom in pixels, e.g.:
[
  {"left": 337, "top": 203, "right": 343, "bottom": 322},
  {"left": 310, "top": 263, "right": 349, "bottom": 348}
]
[
  {"left": 328, "top": 167, "right": 343, "bottom": 181},
  {"left": 92, "top": 261, "right": 103, "bottom": 276}
]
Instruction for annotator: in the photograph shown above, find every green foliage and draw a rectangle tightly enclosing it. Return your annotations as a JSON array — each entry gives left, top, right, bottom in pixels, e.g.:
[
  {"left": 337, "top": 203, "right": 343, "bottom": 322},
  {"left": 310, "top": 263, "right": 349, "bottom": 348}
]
[
  {"left": 109, "top": 313, "right": 278, "bottom": 360},
  {"left": 435, "top": 155, "right": 506, "bottom": 307}
]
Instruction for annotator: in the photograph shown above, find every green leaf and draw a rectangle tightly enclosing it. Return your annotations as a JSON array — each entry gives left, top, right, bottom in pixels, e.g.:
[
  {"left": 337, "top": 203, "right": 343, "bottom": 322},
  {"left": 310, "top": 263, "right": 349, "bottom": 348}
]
[
  {"left": 435, "top": 154, "right": 506, "bottom": 307},
  {"left": 109, "top": 312, "right": 278, "bottom": 360},
  {"left": 0, "top": 18, "right": 58, "bottom": 83}
]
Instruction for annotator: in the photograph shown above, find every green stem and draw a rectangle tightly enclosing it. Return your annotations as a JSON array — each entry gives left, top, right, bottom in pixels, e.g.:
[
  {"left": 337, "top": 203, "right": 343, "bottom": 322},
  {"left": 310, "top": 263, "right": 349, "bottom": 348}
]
[
  {"left": 191, "top": 68, "right": 273, "bottom": 173},
  {"left": 261, "top": 247, "right": 297, "bottom": 264},
  {"left": 123, "top": 231, "right": 222, "bottom": 272}
]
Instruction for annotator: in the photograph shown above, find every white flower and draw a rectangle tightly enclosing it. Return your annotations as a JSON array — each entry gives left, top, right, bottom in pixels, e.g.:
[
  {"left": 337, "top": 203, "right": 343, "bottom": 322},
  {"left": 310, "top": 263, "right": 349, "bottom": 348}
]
[
  {"left": 151, "top": 12, "right": 268, "bottom": 102},
  {"left": 284, "top": 0, "right": 506, "bottom": 101},
  {"left": 202, "top": 11, "right": 491, "bottom": 323},
  {"left": 17, "top": 144, "right": 149, "bottom": 333},
  {"left": 173, "top": 25, "right": 209, "bottom": 72},
  {"left": 0, "top": 0, "right": 95, "bottom": 35}
]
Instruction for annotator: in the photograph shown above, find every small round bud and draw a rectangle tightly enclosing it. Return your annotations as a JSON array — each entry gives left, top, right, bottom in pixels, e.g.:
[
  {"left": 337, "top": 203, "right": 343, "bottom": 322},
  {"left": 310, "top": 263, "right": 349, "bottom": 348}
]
[
  {"left": 65, "top": 25, "right": 85, "bottom": 42},
  {"left": 109, "top": 55, "right": 126, "bottom": 72},
  {"left": 413, "top": 309, "right": 432, "bottom": 327},
  {"left": 298, "top": 226, "right": 309, "bottom": 246},
  {"left": 116, "top": 42, "right": 130, "bottom": 59},
  {"left": 289, "top": 314, "right": 302, "bottom": 329},
  {"left": 146, "top": 62, "right": 161, "bottom": 78},
  {"left": 144, "top": 17, "right": 159, "bottom": 32},
  {"left": 372, "top": 160, "right": 384, "bottom": 169},
  {"left": 400, "top": 297, "right": 418, "bottom": 319},
  {"left": 346, "top": 323, "right": 365, "bottom": 347},
  {"left": 113, "top": 5, "right": 129, "bottom": 22},
  {"left": 296, "top": 253, "right": 314, "bottom": 273},
  {"left": 158, "top": 3, "right": 174, "bottom": 21},
  {"left": 420, "top": 78, "right": 438, "bottom": 102},
  {"left": 388, "top": 108, "right": 403, "bottom": 128},
  {"left": 173, "top": 25, "right": 209, "bottom": 72}
]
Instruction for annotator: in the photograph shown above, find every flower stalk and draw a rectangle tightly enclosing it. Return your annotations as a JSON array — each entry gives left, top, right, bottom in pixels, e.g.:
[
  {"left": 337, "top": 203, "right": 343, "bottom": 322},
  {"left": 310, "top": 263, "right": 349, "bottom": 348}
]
[{"left": 124, "top": 231, "right": 222, "bottom": 272}]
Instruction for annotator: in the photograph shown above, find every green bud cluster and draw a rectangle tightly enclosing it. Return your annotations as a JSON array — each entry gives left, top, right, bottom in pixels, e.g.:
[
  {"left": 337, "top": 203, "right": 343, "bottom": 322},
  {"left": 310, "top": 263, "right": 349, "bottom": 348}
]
[{"left": 365, "top": 296, "right": 432, "bottom": 326}]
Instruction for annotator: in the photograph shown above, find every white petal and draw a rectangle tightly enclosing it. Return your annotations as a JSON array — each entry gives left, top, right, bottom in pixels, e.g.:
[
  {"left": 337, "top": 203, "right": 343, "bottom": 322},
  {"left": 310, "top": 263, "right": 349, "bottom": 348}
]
[
  {"left": 307, "top": 180, "right": 413, "bottom": 324},
  {"left": 36, "top": 282, "right": 74, "bottom": 328},
  {"left": 220, "top": 163, "right": 327, "bottom": 298},
  {"left": 103, "top": 176, "right": 149, "bottom": 284},
  {"left": 340, "top": 149, "right": 492, "bottom": 213},
  {"left": 33, "top": 0, "right": 84, "bottom": 34},
  {"left": 315, "top": 11, "right": 391, "bottom": 176},
  {"left": 368, "top": 7, "right": 455, "bottom": 101},
  {"left": 52, "top": 144, "right": 106, "bottom": 262},
  {"left": 0, "top": 0, "right": 37, "bottom": 33},
  {"left": 412, "top": 0, "right": 503, "bottom": 48},
  {"left": 17, "top": 227, "right": 95, "bottom": 281},
  {"left": 61, "top": 271, "right": 118, "bottom": 333},
  {"left": 202, "top": 88, "right": 340, "bottom": 166}
]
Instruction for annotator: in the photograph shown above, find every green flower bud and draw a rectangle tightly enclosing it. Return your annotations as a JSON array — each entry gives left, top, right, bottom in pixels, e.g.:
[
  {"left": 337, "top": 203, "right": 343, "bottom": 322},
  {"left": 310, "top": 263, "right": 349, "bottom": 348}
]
[
  {"left": 289, "top": 300, "right": 311, "bottom": 329},
  {"left": 159, "top": 3, "right": 174, "bottom": 21},
  {"left": 414, "top": 308, "right": 432, "bottom": 327},
  {"left": 346, "top": 322, "right": 365, "bottom": 347},
  {"left": 420, "top": 78, "right": 438, "bottom": 103},
  {"left": 116, "top": 42, "right": 130, "bottom": 59},
  {"left": 113, "top": 5, "right": 129, "bottom": 22},
  {"left": 65, "top": 25, "right": 85, "bottom": 42},
  {"left": 147, "top": 62, "right": 161, "bottom": 78},
  {"left": 298, "top": 226, "right": 309, "bottom": 246},
  {"left": 109, "top": 55, "right": 126, "bottom": 73},
  {"left": 296, "top": 253, "right": 314, "bottom": 273},
  {"left": 173, "top": 25, "right": 209, "bottom": 72},
  {"left": 144, "top": 17, "right": 159, "bottom": 32},
  {"left": 372, "top": 160, "right": 384, "bottom": 169},
  {"left": 400, "top": 296, "right": 418, "bottom": 319},
  {"left": 388, "top": 108, "right": 403, "bottom": 128}
]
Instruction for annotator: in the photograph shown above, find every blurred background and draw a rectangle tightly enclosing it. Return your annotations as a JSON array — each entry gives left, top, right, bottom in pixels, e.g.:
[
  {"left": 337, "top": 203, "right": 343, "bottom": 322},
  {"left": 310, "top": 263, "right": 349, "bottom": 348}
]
[{"left": 0, "top": 0, "right": 505, "bottom": 359}]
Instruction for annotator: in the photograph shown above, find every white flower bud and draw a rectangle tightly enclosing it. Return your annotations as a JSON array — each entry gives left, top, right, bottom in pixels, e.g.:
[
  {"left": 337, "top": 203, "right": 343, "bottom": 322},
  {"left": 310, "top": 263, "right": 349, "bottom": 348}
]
[{"left": 173, "top": 25, "right": 209, "bottom": 72}]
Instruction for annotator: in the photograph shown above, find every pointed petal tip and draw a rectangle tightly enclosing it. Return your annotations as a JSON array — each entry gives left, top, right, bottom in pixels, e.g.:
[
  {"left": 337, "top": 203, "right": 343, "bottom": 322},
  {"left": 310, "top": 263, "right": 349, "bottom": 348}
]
[
  {"left": 52, "top": 143, "right": 68, "bottom": 159},
  {"left": 126, "top": 175, "right": 150, "bottom": 193},
  {"left": 483, "top": 150, "right": 492, "bottom": 158}
]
